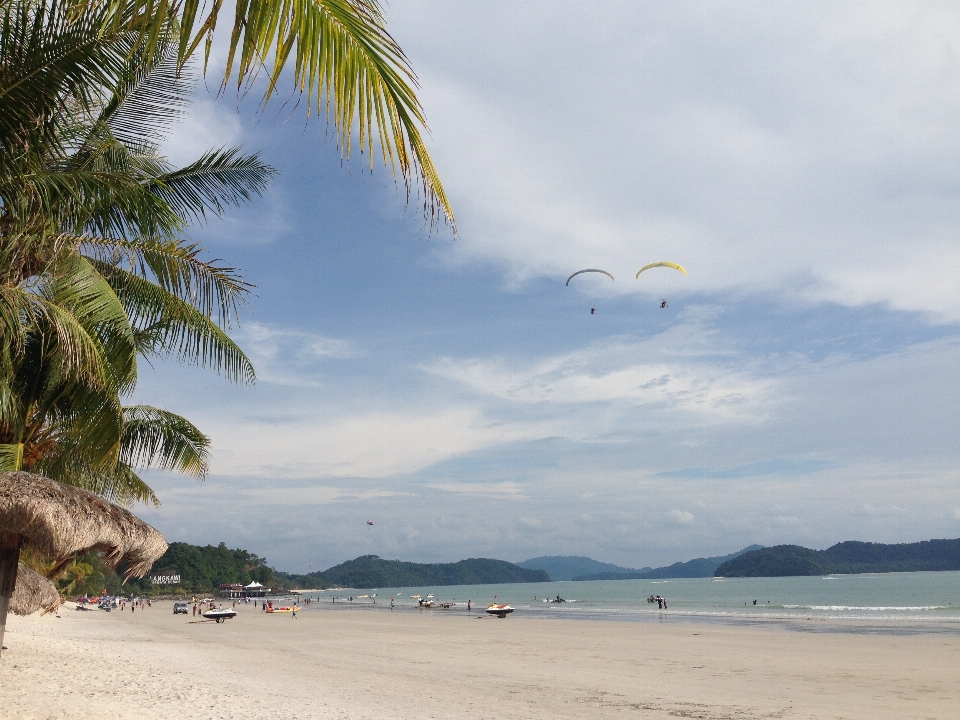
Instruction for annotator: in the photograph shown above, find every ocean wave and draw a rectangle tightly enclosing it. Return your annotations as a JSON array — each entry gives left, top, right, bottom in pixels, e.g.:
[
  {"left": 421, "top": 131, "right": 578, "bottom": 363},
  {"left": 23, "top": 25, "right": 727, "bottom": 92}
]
[{"left": 782, "top": 605, "right": 952, "bottom": 611}]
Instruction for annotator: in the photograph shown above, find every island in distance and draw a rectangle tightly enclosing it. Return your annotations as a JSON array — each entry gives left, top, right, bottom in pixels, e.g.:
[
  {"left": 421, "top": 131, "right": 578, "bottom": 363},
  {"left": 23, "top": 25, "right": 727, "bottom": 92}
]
[
  {"left": 516, "top": 556, "right": 652, "bottom": 581},
  {"left": 716, "top": 539, "right": 960, "bottom": 577},
  {"left": 520, "top": 546, "right": 763, "bottom": 581}
]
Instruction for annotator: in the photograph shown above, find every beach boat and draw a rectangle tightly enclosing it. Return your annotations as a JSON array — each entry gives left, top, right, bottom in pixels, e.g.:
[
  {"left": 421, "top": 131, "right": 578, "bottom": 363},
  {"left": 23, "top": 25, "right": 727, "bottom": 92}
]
[
  {"left": 486, "top": 604, "right": 514, "bottom": 618},
  {"left": 266, "top": 606, "right": 295, "bottom": 613},
  {"left": 421, "top": 600, "right": 436, "bottom": 608},
  {"left": 202, "top": 608, "right": 237, "bottom": 623}
]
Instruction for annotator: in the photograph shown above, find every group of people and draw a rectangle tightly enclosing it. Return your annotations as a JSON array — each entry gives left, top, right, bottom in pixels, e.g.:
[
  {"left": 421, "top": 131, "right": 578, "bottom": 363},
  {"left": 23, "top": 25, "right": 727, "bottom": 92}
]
[{"left": 647, "top": 594, "right": 668, "bottom": 609}]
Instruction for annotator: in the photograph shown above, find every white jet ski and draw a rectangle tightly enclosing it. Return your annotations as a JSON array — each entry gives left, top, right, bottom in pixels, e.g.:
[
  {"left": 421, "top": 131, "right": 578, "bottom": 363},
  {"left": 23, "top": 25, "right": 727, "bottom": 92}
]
[
  {"left": 485, "top": 604, "right": 514, "bottom": 618},
  {"left": 202, "top": 608, "right": 238, "bottom": 623}
]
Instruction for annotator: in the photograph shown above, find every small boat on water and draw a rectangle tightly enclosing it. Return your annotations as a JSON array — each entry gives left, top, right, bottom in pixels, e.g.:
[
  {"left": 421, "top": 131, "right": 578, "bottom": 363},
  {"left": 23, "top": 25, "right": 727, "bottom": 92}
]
[
  {"left": 202, "top": 608, "right": 237, "bottom": 623},
  {"left": 486, "top": 604, "right": 514, "bottom": 618}
]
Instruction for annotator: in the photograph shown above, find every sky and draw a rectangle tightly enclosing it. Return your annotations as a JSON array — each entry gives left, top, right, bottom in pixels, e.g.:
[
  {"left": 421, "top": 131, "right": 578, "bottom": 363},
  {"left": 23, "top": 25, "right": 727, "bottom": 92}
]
[{"left": 133, "top": 0, "right": 960, "bottom": 573}]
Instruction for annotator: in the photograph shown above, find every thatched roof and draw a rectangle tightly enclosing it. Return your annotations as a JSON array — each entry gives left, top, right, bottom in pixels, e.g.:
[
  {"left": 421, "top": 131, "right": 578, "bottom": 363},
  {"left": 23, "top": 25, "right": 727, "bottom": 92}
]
[
  {"left": 10, "top": 563, "right": 61, "bottom": 616},
  {"left": 0, "top": 472, "right": 167, "bottom": 579}
]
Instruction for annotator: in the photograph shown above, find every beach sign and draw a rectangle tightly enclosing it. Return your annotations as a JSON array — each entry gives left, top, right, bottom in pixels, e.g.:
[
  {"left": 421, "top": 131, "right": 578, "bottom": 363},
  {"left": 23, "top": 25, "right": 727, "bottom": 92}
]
[{"left": 151, "top": 573, "right": 181, "bottom": 585}]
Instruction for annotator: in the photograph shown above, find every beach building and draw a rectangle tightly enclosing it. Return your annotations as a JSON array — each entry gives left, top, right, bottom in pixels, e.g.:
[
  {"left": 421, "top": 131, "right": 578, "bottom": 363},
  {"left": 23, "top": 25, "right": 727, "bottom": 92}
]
[
  {"left": 219, "top": 583, "right": 243, "bottom": 599},
  {"left": 242, "top": 582, "right": 267, "bottom": 598},
  {"left": 218, "top": 582, "right": 269, "bottom": 598}
]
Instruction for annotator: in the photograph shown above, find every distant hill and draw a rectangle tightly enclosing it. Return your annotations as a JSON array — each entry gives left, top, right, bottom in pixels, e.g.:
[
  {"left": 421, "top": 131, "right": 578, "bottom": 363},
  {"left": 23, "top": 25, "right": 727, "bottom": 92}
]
[
  {"left": 308, "top": 555, "right": 550, "bottom": 589},
  {"left": 716, "top": 539, "right": 960, "bottom": 577},
  {"left": 123, "top": 542, "right": 278, "bottom": 595},
  {"left": 575, "top": 546, "right": 764, "bottom": 581},
  {"left": 518, "top": 556, "right": 650, "bottom": 581}
]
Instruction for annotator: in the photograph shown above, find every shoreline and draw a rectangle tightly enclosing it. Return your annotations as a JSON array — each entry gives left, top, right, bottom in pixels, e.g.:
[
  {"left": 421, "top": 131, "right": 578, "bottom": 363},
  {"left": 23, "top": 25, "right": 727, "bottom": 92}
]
[
  {"left": 309, "top": 596, "right": 960, "bottom": 636},
  {"left": 3, "top": 600, "right": 959, "bottom": 719}
]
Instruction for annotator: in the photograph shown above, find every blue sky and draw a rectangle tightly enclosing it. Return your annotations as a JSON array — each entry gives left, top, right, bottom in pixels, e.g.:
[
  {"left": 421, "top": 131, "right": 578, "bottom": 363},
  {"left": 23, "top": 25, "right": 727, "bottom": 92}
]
[{"left": 134, "top": 1, "right": 960, "bottom": 573}]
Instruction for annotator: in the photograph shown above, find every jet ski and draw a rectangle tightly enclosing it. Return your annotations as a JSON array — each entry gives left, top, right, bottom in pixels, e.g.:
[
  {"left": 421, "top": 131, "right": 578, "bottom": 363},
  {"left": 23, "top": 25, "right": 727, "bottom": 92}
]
[
  {"left": 202, "top": 608, "right": 238, "bottom": 623},
  {"left": 485, "top": 604, "right": 514, "bottom": 618}
]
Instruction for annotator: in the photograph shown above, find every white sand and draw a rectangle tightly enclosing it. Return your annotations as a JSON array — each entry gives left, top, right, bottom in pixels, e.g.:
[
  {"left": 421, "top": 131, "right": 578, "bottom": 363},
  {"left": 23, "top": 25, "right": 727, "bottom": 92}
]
[{"left": 2, "top": 602, "right": 959, "bottom": 719}]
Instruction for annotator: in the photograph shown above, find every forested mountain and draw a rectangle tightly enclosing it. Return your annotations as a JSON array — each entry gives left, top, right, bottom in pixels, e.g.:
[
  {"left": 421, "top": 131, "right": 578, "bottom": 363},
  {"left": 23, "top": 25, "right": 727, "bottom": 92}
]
[
  {"left": 124, "top": 542, "right": 277, "bottom": 594},
  {"left": 310, "top": 555, "right": 550, "bottom": 589},
  {"left": 575, "top": 546, "right": 763, "bottom": 580},
  {"left": 518, "top": 556, "right": 649, "bottom": 581},
  {"left": 715, "top": 539, "right": 960, "bottom": 577}
]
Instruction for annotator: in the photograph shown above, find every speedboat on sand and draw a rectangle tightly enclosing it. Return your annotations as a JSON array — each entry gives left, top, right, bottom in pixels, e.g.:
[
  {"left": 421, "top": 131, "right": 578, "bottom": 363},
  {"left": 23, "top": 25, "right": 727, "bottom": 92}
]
[
  {"left": 486, "top": 604, "right": 514, "bottom": 618},
  {"left": 202, "top": 608, "right": 237, "bottom": 623}
]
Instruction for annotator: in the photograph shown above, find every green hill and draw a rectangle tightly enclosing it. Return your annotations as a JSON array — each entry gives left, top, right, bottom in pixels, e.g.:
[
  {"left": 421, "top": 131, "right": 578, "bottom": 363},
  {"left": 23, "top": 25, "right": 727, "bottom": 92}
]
[
  {"left": 123, "top": 542, "right": 278, "bottom": 595},
  {"left": 309, "top": 555, "right": 550, "bottom": 589},
  {"left": 715, "top": 539, "right": 960, "bottom": 577},
  {"left": 575, "top": 546, "right": 763, "bottom": 580},
  {"left": 518, "top": 556, "right": 649, "bottom": 581}
]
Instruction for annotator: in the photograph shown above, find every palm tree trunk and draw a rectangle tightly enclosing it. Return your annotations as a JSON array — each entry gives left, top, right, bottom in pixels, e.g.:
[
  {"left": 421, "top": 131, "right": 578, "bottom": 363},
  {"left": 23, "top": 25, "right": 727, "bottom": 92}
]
[{"left": 0, "top": 532, "right": 23, "bottom": 658}]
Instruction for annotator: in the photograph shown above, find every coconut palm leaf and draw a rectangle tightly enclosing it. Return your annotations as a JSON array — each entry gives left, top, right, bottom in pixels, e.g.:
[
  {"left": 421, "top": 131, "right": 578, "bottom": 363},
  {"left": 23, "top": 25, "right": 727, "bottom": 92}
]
[
  {"left": 44, "top": 251, "right": 137, "bottom": 391},
  {"left": 0, "top": 443, "right": 23, "bottom": 471},
  {"left": 89, "top": 257, "right": 255, "bottom": 384},
  {"left": 0, "top": 285, "right": 109, "bottom": 389},
  {"left": 149, "top": 147, "right": 277, "bottom": 223},
  {"left": 83, "top": 237, "right": 252, "bottom": 327},
  {"left": 109, "top": 0, "right": 455, "bottom": 229},
  {"left": 120, "top": 405, "right": 209, "bottom": 478}
]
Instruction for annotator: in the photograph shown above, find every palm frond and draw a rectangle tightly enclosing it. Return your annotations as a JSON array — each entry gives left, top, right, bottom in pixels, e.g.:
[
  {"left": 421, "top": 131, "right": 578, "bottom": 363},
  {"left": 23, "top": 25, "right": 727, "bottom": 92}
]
[
  {"left": 82, "top": 237, "right": 253, "bottom": 328},
  {"left": 149, "top": 147, "right": 277, "bottom": 223},
  {"left": 46, "top": 251, "right": 137, "bottom": 391},
  {"left": 89, "top": 257, "right": 255, "bottom": 384},
  {"left": 171, "top": 0, "right": 454, "bottom": 230},
  {"left": 121, "top": 405, "right": 209, "bottom": 478}
]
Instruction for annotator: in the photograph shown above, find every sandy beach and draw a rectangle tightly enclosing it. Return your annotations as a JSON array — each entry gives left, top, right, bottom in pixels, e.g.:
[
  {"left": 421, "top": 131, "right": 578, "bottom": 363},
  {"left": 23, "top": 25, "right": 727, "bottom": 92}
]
[{"left": 2, "top": 603, "right": 958, "bottom": 719}]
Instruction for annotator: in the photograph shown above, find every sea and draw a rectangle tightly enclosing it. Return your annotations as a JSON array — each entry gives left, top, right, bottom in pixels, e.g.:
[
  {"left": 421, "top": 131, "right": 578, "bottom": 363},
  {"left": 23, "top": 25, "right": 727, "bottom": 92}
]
[{"left": 299, "top": 571, "right": 960, "bottom": 634}]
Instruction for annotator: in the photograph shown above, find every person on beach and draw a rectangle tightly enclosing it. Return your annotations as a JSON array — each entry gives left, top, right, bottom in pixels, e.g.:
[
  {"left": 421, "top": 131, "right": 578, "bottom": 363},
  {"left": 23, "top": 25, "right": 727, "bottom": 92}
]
[
  {"left": 292, "top": 607, "right": 297, "bottom": 619},
  {"left": 467, "top": 600, "right": 471, "bottom": 612},
  {"left": 391, "top": 597, "right": 395, "bottom": 610}
]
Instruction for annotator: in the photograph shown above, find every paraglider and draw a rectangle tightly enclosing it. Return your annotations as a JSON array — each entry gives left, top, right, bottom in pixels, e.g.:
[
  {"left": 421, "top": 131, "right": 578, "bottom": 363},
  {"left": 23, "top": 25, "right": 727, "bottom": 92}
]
[
  {"left": 366, "top": 519, "right": 374, "bottom": 526},
  {"left": 566, "top": 269, "right": 614, "bottom": 286},
  {"left": 635, "top": 262, "right": 686, "bottom": 279}
]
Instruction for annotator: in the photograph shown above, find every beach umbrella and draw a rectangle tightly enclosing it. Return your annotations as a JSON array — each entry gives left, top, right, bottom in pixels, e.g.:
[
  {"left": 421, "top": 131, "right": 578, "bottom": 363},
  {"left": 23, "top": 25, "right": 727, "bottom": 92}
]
[
  {"left": 0, "top": 471, "right": 168, "bottom": 657},
  {"left": 10, "top": 564, "right": 61, "bottom": 617}
]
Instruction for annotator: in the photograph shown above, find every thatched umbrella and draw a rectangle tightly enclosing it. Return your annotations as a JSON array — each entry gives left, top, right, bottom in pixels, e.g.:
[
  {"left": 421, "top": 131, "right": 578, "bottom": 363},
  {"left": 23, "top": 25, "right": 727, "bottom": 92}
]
[
  {"left": 0, "top": 471, "right": 168, "bottom": 656},
  {"left": 11, "top": 564, "right": 62, "bottom": 616}
]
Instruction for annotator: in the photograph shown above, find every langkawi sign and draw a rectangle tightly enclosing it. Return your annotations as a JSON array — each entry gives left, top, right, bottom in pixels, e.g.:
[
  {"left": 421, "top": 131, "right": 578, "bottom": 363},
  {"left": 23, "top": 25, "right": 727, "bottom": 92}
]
[{"left": 151, "top": 573, "right": 181, "bottom": 585}]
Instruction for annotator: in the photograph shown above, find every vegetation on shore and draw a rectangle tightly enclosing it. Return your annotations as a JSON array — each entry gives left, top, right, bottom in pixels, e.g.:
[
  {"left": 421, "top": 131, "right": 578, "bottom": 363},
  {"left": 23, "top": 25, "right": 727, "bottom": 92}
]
[{"left": 715, "top": 539, "right": 960, "bottom": 577}]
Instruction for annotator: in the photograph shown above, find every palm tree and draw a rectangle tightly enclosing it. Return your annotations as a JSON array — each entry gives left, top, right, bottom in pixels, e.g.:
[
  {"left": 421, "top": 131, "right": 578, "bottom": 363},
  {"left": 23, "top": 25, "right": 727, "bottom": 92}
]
[
  {"left": 0, "top": 10, "right": 272, "bottom": 503},
  {"left": 0, "top": 0, "right": 454, "bottom": 231}
]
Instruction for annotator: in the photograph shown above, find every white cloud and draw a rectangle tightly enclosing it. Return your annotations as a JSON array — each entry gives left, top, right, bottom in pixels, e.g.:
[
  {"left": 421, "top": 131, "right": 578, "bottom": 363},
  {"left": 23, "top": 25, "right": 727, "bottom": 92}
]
[
  {"left": 667, "top": 510, "right": 696, "bottom": 526},
  {"left": 393, "top": 1, "right": 960, "bottom": 320},
  {"left": 205, "top": 408, "right": 557, "bottom": 479},
  {"left": 162, "top": 97, "right": 244, "bottom": 168}
]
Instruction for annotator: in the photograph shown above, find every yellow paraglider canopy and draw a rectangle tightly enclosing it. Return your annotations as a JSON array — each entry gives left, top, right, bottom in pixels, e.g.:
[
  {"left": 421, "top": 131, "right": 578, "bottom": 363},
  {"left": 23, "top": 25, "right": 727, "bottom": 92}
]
[{"left": 635, "top": 262, "right": 687, "bottom": 279}]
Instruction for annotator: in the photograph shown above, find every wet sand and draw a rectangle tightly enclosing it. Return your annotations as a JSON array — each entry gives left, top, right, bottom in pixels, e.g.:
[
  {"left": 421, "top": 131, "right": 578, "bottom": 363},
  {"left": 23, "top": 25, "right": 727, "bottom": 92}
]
[{"left": 2, "top": 602, "right": 958, "bottom": 719}]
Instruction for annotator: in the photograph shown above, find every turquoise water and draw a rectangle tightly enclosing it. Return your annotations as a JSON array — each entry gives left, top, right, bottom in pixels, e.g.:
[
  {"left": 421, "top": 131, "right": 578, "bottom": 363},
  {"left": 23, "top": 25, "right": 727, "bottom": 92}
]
[{"left": 303, "top": 571, "right": 960, "bottom": 633}]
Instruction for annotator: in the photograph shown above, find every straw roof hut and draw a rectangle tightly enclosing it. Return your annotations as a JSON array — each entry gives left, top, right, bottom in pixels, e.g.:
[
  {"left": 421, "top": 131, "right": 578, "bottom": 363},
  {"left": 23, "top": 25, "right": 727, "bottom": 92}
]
[
  {"left": 10, "top": 564, "right": 61, "bottom": 616},
  {"left": 0, "top": 471, "right": 168, "bottom": 656}
]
